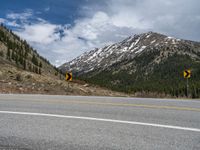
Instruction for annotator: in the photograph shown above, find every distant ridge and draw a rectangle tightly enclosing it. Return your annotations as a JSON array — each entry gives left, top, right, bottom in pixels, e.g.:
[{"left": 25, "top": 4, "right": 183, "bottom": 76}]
[{"left": 60, "top": 32, "right": 200, "bottom": 98}]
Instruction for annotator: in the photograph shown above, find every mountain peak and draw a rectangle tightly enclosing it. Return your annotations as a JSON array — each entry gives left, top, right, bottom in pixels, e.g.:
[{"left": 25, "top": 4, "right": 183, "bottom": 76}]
[
  {"left": 59, "top": 31, "right": 200, "bottom": 97},
  {"left": 60, "top": 31, "right": 200, "bottom": 76}
]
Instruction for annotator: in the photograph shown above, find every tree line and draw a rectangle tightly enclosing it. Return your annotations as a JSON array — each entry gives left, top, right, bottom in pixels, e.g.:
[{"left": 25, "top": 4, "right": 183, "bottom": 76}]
[
  {"left": 0, "top": 24, "right": 42, "bottom": 74},
  {"left": 78, "top": 52, "right": 200, "bottom": 98}
]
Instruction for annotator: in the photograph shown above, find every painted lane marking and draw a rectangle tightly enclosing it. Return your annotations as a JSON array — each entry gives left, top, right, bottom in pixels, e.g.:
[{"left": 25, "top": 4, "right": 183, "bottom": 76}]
[
  {"left": 51, "top": 100, "right": 200, "bottom": 112},
  {"left": 1, "top": 98, "right": 200, "bottom": 112},
  {"left": 0, "top": 111, "right": 200, "bottom": 132}
]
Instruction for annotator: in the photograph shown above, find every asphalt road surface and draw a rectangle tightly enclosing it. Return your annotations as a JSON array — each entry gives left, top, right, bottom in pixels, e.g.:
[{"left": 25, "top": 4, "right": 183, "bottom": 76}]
[{"left": 0, "top": 94, "right": 200, "bottom": 150}]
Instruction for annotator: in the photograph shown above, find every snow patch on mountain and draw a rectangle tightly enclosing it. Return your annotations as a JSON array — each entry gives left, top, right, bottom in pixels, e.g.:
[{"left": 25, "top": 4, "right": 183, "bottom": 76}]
[
  {"left": 59, "top": 32, "right": 191, "bottom": 75},
  {"left": 135, "top": 46, "right": 147, "bottom": 54},
  {"left": 129, "top": 37, "right": 140, "bottom": 50},
  {"left": 151, "top": 40, "right": 156, "bottom": 44}
]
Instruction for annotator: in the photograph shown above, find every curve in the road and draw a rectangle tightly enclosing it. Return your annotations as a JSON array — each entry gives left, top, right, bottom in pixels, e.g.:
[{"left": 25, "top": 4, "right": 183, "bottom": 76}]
[
  {"left": 0, "top": 110, "right": 200, "bottom": 132},
  {"left": 2, "top": 97, "right": 200, "bottom": 112}
]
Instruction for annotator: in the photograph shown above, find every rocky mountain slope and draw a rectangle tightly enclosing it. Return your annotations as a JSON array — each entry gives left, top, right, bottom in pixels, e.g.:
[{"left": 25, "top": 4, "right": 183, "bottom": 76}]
[
  {"left": 0, "top": 24, "right": 61, "bottom": 78},
  {"left": 0, "top": 62, "right": 126, "bottom": 96},
  {"left": 0, "top": 24, "right": 126, "bottom": 96},
  {"left": 60, "top": 32, "right": 200, "bottom": 98}
]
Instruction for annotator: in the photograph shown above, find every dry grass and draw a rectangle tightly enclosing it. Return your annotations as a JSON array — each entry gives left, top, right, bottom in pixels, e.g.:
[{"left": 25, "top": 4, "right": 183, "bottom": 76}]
[{"left": 0, "top": 63, "right": 128, "bottom": 97}]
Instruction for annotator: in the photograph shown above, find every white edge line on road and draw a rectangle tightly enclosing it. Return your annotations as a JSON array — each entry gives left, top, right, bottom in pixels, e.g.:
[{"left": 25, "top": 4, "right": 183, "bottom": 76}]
[{"left": 0, "top": 110, "right": 200, "bottom": 132}]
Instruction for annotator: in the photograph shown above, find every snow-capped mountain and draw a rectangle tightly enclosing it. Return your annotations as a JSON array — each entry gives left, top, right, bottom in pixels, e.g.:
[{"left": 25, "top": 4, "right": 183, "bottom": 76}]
[
  {"left": 59, "top": 32, "right": 200, "bottom": 97},
  {"left": 60, "top": 32, "right": 200, "bottom": 75}
]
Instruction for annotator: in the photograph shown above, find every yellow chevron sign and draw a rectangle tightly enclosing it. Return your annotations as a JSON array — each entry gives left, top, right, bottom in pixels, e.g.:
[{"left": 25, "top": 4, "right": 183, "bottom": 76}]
[
  {"left": 183, "top": 70, "right": 191, "bottom": 78},
  {"left": 66, "top": 72, "right": 72, "bottom": 81}
]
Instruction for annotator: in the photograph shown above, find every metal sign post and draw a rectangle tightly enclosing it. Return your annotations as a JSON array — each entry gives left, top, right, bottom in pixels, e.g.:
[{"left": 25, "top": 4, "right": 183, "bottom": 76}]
[
  {"left": 66, "top": 72, "right": 72, "bottom": 89},
  {"left": 183, "top": 70, "right": 191, "bottom": 97},
  {"left": 186, "top": 78, "right": 189, "bottom": 97}
]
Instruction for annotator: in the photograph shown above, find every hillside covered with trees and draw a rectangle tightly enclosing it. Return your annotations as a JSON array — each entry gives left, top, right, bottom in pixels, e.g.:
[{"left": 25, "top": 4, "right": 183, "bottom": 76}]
[
  {"left": 79, "top": 53, "right": 200, "bottom": 98},
  {"left": 60, "top": 32, "right": 200, "bottom": 98},
  {"left": 0, "top": 24, "right": 61, "bottom": 77}
]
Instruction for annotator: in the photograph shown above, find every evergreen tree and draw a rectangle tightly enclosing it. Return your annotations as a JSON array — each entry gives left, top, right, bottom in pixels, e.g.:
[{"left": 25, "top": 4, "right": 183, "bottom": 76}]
[
  {"left": 39, "top": 68, "right": 42, "bottom": 74},
  {"left": 7, "top": 49, "right": 11, "bottom": 60},
  {"left": 0, "top": 51, "right": 4, "bottom": 57},
  {"left": 19, "top": 55, "right": 23, "bottom": 65},
  {"left": 15, "top": 54, "right": 19, "bottom": 65},
  {"left": 23, "top": 59, "right": 26, "bottom": 70},
  {"left": 39, "top": 62, "right": 42, "bottom": 68},
  {"left": 32, "top": 54, "right": 38, "bottom": 66},
  {"left": 11, "top": 50, "right": 15, "bottom": 60}
]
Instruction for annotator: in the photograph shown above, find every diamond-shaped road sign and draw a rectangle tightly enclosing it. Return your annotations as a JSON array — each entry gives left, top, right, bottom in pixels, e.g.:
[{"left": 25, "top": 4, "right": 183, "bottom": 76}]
[
  {"left": 183, "top": 70, "right": 191, "bottom": 78},
  {"left": 66, "top": 72, "right": 72, "bottom": 81}
]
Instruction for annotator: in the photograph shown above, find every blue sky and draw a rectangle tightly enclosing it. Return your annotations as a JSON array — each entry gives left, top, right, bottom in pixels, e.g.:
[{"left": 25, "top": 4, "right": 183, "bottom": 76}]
[
  {"left": 0, "top": 0, "right": 200, "bottom": 66},
  {"left": 0, "top": 0, "right": 86, "bottom": 25}
]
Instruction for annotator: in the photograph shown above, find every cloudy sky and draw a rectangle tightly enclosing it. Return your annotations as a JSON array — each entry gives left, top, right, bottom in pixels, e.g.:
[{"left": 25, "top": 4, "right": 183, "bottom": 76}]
[{"left": 0, "top": 0, "right": 200, "bottom": 66}]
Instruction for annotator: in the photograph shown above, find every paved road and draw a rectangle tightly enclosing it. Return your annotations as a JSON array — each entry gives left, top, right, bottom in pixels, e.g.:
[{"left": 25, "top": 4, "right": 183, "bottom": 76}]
[{"left": 0, "top": 94, "right": 200, "bottom": 150}]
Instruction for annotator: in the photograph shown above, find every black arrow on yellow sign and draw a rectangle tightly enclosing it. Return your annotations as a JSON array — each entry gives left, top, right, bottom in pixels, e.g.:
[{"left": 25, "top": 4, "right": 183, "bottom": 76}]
[
  {"left": 183, "top": 70, "right": 191, "bottom": 97},
  {"left": 66, "top": 72, "right": 72, "bottom": 81},
  {"left": 183, "top": 70, "right": 191, "bottom": 79}
]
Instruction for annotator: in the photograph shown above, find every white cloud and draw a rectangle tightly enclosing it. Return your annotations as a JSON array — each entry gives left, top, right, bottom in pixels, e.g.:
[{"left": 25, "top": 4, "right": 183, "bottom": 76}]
[
  {"left": 44, "top": 7, "right": 50, "bottom": 12},
  {"left": 6, "top": 20, "right": 20, "bottom": 27},
  {"left": 106, "top": 0, "right": 200, "bottom": 40},
  {"left": 16, "top": 23, "right": 61, "bottom": 44},
  {"left": 6, "top": 9, "right": 33, "bottom": 20},
  {"left": 0, "top": 18, "right": 6, "bottom": 23},
  {"left": 11, "top": 10, "right": 141, "bottom": 66},
  {"left": 4, "top": 0, "right": 200, "bottom": 66}
]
